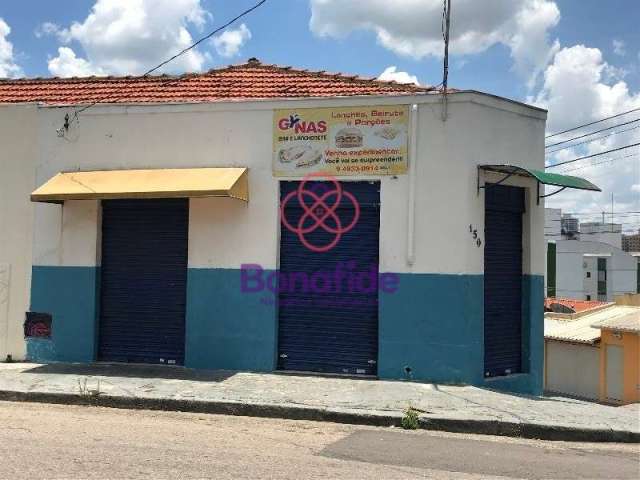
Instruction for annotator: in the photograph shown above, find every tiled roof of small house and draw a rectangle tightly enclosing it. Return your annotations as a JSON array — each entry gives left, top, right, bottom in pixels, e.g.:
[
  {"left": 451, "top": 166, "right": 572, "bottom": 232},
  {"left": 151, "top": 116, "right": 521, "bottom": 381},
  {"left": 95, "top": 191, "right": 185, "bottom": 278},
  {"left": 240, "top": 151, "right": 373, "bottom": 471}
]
[
  {"left": 595, "top": 309, "right": 640, "bottom": 333},
  {"left": 0, "top": 58, "right": 436, "bottom": 105},
  {"left": 545, "top": 305, "right": 640, "bottom": 344},
  {"left": 544, "top": 298, "right": 610, "bottom": 314}
]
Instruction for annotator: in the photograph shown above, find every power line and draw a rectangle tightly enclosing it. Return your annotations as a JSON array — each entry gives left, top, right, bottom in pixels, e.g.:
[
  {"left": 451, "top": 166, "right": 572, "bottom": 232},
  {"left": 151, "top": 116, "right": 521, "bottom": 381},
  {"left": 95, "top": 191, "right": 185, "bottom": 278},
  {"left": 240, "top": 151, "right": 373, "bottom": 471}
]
[
  {"left": 560, "top": 211, "right": 640, "bottom": 216},
  {"left": 547, "top": 219, "right": 639, "bottom": 224},
  {"left": 546, "top": 124, "right": 640, "bottom": 155},
  {"left": 547, "top": 215, "right": 640, "bottom": 221},
  {"left": 545, "top": 106, "right": 640, "bottom": 139},
  {"left": 62, "top": 0, "right": 268, "bottom": 126},
  {"left": 545, "top": 117, "right": 640, "bottom": 149},
  {"left": 546, "top": 142, "right": 640, "bottom": 169},
  {"left": 556, "top": 152, "right": 639, "bottom": 174}
]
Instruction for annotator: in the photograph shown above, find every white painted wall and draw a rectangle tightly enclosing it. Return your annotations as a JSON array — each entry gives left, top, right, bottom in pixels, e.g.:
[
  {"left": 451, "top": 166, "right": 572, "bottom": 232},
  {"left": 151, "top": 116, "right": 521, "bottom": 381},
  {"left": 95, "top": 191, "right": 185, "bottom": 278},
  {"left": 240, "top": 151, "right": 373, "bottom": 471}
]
[
  {"left": 557, "top": 240, "right": 638, "bottom": 301},
  {"left": 545, "top": 208, "right": 562, "bottom": 242},
  {"left": 545, "top": 340, "right": 599, "bottom": 400},
  {"left": 580, "top": 222, "right": 622, "bottom": 249},
  {"left": 32, "top": 92, "right": 546, "bottom": 277},
  {"left": 0, "top": 105, "right": 37, "bottom": 360}
]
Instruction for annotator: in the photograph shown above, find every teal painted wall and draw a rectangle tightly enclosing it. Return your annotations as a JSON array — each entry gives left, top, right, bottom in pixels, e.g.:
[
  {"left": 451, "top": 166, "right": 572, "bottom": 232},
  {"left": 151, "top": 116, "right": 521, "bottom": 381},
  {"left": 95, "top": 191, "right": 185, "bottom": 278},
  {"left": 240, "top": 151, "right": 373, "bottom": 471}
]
[
  {"left": 27, "top": 265, "right": 543, "bottom": 396},
  {"left": 378, "top": 273, "right": 544, "bottom": 396},
  {"left": 26, "top": 337, "right": 57, "bottom": 362},
  {"left": 378, "top": 273, "right": 485, "bottom": 384},
  {"left": 185, "top": 268, "right": 277, "bottom": 371},
  {"left": 29, "top": 266, "right": 99, "bottom": 363}
]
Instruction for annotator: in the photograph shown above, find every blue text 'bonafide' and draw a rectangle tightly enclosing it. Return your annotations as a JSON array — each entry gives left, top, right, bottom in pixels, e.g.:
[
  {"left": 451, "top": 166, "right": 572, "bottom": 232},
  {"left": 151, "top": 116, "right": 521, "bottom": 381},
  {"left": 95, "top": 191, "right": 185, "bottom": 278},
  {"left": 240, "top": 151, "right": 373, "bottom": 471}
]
[{"left": 240, "top": 262, "right": 400, "bottom": 294}]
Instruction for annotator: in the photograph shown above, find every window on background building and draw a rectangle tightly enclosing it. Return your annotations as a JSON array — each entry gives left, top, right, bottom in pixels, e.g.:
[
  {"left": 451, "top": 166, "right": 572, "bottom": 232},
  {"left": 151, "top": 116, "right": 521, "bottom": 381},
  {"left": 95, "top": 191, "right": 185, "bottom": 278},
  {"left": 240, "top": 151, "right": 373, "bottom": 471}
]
[
  {"left": 586, "top": 271, "right": 591, "bottom": 278},
  {"left": 597, "top": 258, "right": 607, "bottom": 301},
  {"left": 586, "top": 295, "right": 591, "bottom": 301}
]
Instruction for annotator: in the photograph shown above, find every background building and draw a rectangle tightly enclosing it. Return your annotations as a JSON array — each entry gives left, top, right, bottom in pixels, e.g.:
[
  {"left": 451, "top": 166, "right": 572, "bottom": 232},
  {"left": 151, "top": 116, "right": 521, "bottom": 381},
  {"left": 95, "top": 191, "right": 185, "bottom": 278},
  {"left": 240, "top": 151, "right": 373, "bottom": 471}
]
[
  {"left": 579, "top": 221, "right": 622, "bottom": 249},
  {"left": 555, "top": 240, "right": 638, "bottom": 301},
  {"left": 561, "top": 214, "right": 579, "bottom": 240},
  {"left": 544, "top": 208, "right": 562, "bottom": 242},
  {"left": 622, "top": 229, "right": 640, "bottom": 253}
]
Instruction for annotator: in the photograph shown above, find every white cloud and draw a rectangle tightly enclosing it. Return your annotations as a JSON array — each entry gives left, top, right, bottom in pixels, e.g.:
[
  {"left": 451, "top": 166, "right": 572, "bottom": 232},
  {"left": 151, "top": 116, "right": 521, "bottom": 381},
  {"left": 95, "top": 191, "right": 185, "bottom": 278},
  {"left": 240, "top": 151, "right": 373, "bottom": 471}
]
[
  {"left": 48, "top": 47, "right": 105, "bottom": 77},
  {"left": 212, "top": 23, "right": 251, "bottom": 58},
  {"left": 0, "top": 18, "right": 22, "bottom": 78},
  {"left": 35, "top": 22, "right": 72, "bottom": 43},
  {"left": 533, "top": 45, "right": 640, "bottom": 133},
  {"left": 46, "top": 0, "right": 210, "bottom": 77},
  {"left": 612, "top": 39, "right": 626, "bottom": 56},
  {"left": 309, "top": 0, "right": 560, "bottom": 88},
  {"left": 533, "top": 45, "right": 640, "bottom": 226},
  {"left": 377, "top": 66, "right": 419, "bottom": 85}
]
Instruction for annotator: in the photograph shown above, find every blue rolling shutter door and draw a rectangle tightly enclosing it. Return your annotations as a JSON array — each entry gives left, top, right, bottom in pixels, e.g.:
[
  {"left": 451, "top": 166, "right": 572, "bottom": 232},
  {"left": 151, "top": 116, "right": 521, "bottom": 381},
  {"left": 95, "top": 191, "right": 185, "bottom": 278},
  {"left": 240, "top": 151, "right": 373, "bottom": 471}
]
[
  {"left": 278, "top": 181, "right": 380, "bottom": 375},
  {"left": 484, "top": 184, "right": 525, "bottom": 377},
  {"left": 99, "top": 199, "right": 188, "bottom": 365}
]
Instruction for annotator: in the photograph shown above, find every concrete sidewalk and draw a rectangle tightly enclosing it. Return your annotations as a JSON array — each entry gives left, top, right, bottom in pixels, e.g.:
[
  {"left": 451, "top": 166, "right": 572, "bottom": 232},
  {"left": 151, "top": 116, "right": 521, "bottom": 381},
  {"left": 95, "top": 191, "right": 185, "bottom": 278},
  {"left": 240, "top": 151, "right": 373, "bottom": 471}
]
[{"left": 0, "top": 363, "right": 638, "bottom": 443}]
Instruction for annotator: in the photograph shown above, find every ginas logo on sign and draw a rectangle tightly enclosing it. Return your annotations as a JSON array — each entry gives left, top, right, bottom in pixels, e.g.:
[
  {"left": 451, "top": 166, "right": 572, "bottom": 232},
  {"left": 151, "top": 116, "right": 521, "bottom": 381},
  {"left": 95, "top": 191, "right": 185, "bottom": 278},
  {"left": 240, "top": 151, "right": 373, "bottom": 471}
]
[{"left": 278, "top": 114, "right": 327, "bottom": 133}]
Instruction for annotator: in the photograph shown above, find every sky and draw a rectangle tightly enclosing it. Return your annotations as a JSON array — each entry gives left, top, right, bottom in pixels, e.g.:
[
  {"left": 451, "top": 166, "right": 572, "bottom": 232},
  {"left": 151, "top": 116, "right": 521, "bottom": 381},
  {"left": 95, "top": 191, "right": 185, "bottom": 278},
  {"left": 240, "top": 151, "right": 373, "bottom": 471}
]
[{"left": 0, "top": 0, "right": 638, "bottom": 231}]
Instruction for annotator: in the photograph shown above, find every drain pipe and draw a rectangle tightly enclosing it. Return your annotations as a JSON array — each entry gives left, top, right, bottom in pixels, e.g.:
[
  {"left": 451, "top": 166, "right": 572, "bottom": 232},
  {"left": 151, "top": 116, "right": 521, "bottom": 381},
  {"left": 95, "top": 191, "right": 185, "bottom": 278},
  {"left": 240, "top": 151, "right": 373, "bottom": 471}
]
[{"left": 407, "top": 104, "right": 419, "bottom": 266}]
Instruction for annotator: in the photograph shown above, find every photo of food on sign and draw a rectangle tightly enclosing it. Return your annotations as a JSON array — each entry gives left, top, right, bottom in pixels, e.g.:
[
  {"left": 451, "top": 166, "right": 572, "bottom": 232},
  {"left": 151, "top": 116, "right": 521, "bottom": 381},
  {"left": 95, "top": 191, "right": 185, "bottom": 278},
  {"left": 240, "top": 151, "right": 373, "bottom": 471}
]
[{"left": 273, "top": 105, "right": 409, "bottom": 177}]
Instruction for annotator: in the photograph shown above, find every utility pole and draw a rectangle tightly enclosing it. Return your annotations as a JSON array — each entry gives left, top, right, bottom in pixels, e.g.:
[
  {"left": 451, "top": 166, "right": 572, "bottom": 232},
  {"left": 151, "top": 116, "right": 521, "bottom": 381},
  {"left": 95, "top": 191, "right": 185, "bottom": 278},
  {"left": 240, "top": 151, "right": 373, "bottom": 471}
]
[{"left": 441, "top": 0, "right": 452, "bottom": 122}]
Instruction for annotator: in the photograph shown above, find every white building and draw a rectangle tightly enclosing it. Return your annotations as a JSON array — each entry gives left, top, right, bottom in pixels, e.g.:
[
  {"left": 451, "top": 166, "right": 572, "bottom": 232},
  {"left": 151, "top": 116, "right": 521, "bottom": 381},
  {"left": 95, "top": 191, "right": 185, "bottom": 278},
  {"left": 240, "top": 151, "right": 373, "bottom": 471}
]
[
  {"left": 579, "top": 222, "right": 622, "bottom": 249},
  {"left": 0, "top": 105, "right": 36, "bottom": 363},
  {"left": 0, "top": 59, "right": 601, "bottom": 395},
  {"left": 544, "top": 208, "right": 562, "bottom": 242},
  {"left": 556, "top": 240, "right": 639, "bottom": 301}
]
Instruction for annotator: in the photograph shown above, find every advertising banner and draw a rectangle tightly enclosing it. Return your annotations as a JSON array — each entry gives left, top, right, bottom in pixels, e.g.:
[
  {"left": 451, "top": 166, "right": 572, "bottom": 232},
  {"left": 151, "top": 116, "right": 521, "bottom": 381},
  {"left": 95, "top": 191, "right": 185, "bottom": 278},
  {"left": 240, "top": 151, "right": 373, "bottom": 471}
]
[{"left": 273, "top": 105, "right": 409, "bottom": 177}]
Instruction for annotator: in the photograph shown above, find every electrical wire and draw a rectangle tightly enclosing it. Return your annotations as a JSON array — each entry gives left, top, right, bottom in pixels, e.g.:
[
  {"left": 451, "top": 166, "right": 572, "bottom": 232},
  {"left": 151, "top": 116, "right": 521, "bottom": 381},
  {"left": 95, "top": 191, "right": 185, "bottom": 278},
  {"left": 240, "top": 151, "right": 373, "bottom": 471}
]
[
  {"left": 545, "top": 117, "right": 640, "bottom": 149},
  {"left": 545, "top": 142, "right": 640, "bottom": 169},
  {"left": 547, "top": 219, "right": 639, "bottom": 224},
  {"left": 560, "top": 211, "right": 640, "bottom": 216},
  {"left": 556, "top": 152, "right": 639, "bottom": 174},
  {"left": 545, "top": 124, "right": 640, "bottom": 155},
  {"left": 62, "top": 0, "right": 268, "bottom": 127},
  {"left": 545, "top": 106, "right": 640, "bottom": 139}
]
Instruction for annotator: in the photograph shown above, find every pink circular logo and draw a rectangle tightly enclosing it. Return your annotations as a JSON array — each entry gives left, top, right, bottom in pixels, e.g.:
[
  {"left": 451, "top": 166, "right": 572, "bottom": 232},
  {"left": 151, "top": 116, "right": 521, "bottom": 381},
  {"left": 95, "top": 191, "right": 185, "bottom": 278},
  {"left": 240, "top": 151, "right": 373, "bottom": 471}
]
[{"left": 280, "top": 172, "right": 360, "bottom": 253}]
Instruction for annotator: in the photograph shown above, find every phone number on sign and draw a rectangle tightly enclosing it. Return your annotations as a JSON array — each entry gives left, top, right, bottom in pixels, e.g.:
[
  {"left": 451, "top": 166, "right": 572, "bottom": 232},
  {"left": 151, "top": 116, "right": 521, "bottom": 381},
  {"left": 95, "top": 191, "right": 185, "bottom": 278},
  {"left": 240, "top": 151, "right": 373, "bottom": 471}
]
[{"left": 336, "top": 165, "right": 387, "bottom": 173}]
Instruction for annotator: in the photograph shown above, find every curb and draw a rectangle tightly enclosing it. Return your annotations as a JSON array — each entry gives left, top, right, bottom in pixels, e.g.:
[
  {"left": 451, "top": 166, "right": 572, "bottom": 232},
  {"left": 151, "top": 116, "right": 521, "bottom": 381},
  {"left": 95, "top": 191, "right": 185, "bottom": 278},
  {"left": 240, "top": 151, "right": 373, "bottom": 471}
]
[{"left": 1, "top": 390, "right": 638, "bottom": 443}]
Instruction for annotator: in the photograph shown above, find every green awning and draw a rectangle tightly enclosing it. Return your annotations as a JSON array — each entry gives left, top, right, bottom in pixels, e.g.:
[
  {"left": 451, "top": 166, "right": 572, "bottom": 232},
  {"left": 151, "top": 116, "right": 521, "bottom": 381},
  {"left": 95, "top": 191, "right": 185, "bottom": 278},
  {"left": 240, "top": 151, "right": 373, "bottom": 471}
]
[
  {"left": 478, "top": 164, "right": 601, "bottom": 192},
  {"left": 478, "top": 164, "right": 601, "bottom": 205}
]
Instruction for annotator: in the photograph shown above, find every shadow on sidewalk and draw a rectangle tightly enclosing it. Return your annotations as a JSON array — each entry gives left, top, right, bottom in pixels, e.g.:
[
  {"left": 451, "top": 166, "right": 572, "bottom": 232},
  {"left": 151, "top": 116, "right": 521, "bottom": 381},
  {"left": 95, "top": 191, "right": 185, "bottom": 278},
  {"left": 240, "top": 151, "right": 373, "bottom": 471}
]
[{"left": 20, "top": 362, "right": 237, "bottom": 383}]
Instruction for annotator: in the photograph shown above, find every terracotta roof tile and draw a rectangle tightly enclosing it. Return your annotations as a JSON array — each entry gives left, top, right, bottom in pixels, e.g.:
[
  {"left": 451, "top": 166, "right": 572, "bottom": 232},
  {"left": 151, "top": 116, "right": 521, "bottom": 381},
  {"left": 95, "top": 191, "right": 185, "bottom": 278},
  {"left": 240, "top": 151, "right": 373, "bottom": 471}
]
[
  {"left": 0, "top": 59, "right": 435, "bottom": 105},
  {"left": 545, "top": 298, "right": 610, "bottom": 314}
]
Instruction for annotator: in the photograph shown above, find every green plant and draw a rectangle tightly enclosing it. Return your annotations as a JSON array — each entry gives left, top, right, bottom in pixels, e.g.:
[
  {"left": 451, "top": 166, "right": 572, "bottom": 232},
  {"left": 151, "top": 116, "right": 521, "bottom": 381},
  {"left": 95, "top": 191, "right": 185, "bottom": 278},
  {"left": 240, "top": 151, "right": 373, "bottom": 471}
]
[{"left": 401, "top": 406, "right": 420, "bottom": 430}]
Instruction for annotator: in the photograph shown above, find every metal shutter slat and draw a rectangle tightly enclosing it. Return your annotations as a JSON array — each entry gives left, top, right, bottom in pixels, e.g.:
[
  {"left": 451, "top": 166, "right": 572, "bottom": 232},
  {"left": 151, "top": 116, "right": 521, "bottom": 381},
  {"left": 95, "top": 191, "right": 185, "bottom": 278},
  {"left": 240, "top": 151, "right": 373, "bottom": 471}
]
[
  {"left": 484, "top": 185, "right": 524, "bottom": 377},
  {"left": 98, "top": 199, "right": 188, "bottom": 365},
  {"left": 278, "top": 181, "right": 380, "bottom": 375}
]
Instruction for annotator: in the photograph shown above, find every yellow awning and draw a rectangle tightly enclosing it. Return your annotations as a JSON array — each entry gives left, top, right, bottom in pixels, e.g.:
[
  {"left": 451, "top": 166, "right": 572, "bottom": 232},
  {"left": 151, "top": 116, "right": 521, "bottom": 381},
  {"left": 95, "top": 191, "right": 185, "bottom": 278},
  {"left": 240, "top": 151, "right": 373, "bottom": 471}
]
[{"left": 31, "top": 167, "right": 248, "bottom": 203}]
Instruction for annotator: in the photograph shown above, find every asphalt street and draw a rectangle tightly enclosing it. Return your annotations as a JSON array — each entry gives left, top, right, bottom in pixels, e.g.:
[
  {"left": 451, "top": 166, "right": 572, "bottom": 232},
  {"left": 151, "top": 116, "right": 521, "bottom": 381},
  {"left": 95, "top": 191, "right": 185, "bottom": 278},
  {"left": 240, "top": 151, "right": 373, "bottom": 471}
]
[{"left": 0, "top": 401, "right": 638, "bottom": 479}]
